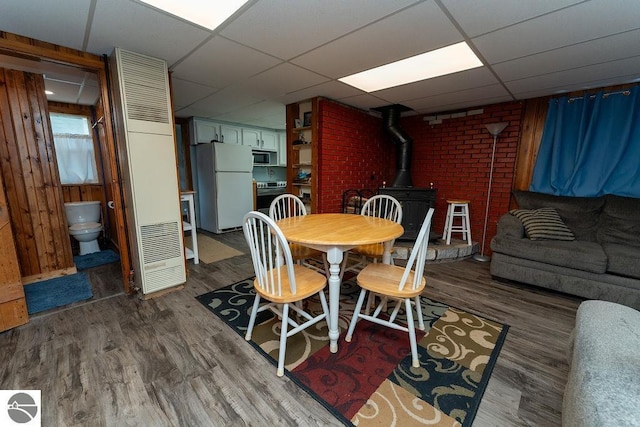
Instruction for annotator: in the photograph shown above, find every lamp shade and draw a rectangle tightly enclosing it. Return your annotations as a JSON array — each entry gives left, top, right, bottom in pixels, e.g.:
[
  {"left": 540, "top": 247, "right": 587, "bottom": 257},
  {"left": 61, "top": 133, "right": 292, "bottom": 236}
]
[{"left": 485, "top": 122, "right": 508, "bottom": 137}]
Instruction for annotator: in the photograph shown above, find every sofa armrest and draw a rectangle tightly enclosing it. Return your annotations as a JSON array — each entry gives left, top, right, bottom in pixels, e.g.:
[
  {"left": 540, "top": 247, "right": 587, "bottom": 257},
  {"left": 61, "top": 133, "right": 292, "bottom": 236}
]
[{"left": 495, "top": 213, "right": 525, "bottom": 238}]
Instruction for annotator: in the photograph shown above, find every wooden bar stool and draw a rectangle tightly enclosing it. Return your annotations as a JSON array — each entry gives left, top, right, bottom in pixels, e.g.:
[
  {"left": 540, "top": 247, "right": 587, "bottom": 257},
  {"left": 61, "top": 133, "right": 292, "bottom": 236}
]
[{"left": 443, "top": 199, "right": 472, "bottom": 245}]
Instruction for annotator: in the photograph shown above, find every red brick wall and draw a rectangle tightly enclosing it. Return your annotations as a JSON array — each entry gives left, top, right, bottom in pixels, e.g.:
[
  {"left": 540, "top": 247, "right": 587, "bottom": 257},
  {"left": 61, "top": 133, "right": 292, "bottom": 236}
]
[
  {"left": 317, "top": 99, "right": 393, "bottom": 213},
  {"left": 315, "top": 98, "right": 524, "bottom": 254},
  {"left": 402, "top": 102, "right": 524, "bottom": 253}
]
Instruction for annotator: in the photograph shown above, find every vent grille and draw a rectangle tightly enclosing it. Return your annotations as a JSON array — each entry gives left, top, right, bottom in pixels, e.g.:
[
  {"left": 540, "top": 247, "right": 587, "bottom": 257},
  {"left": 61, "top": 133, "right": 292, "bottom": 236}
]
[
  {"left": 119, "top": 50, "right": 170, "bottom": 124},
  {"left": 144, "top": 265, "right": 185, "bottom": 294},
  {"left": 140, "top": 221, "right": 182, "bottom": 265}
]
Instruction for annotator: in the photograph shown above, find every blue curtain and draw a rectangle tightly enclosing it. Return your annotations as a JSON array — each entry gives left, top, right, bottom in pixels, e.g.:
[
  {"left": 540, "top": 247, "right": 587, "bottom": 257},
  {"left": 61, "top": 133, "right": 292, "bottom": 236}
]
[{"left": 530, "top": 88, "right": 640, "bottom": 197}]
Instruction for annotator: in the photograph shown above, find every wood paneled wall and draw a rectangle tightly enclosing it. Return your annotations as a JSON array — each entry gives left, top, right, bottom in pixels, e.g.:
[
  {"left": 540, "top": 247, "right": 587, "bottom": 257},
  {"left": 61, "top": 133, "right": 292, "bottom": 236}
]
[
  {"left": 0, "top": 169, "right": 28, "bottom": 331},
  {"left": 0, "top": 68, "right": 74, "bottom": 279},
  {"left": 0, "top": 30, "right": 131, "bottom": 294}
]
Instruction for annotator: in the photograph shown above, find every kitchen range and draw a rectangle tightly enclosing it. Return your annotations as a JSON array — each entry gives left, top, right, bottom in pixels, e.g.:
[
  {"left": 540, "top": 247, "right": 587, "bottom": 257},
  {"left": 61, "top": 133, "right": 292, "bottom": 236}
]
[{"left": 255, "top": 181, "right": 287, "bottom": 213}]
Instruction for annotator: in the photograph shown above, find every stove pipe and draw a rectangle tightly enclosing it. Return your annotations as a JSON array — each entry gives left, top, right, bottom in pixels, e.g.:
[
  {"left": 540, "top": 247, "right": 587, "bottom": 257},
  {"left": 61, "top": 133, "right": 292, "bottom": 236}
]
[{"left": 377, "top": 104, "right": 413, "bottom": 187}]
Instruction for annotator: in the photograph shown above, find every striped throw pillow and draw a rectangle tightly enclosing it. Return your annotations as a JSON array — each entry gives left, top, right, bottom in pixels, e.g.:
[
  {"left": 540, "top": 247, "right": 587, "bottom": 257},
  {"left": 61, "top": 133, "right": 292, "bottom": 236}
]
[{"left": 510, "top": 207, "right": 575, "bottom": 241}]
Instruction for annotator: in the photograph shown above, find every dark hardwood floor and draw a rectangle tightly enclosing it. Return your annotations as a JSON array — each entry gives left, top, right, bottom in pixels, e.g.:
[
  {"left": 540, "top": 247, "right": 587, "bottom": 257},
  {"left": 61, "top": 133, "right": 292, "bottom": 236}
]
[{"left": 0, "top": 231, "right": 583, "bottom": 426}]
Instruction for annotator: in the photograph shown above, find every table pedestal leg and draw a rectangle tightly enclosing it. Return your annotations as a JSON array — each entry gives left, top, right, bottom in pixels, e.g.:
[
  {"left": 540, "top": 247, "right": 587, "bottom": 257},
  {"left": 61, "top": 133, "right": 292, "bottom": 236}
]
[
  {"left": 382, "top": 240, "right": 393, "bottom": 264},
  {"left": 326, "top": 247, "right": 343, "bottom": 353}
]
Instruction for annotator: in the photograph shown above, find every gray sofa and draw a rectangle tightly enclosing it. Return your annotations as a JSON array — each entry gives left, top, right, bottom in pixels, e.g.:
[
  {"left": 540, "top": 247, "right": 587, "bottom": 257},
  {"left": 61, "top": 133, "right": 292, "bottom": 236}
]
[
  {"left": 490, "top": 190, "right": 640, "bottom": 309},
  {"left": 563, "top": 300, "right": 640, "bottom": 426}
]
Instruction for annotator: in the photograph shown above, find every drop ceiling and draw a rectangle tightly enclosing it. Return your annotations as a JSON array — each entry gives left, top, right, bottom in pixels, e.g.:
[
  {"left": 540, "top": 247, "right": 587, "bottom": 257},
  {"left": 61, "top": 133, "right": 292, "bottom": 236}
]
[{"left": 1, "top": 0, "right": 639, "bottom": 130}]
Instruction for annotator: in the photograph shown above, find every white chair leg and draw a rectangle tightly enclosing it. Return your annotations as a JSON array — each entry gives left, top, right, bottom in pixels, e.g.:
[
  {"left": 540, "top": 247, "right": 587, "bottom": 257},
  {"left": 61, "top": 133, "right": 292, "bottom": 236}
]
[
  {"left": 443, "top": 203, "right": 452, "bottom": 245},
  {"left": 277, "top": 303, "right": 289, "bottom": 377},
  {"left": 339, "top": 252, "right": 350, "bottom": 280},
  {"left": 405, "top": 298, "right": 420, "bottom": 368},
  {"left": 245, "top": 295, "right": 261, "bottom": 340},
  {"left": 345, "top": 289, "right": 368, "bottom": 342},
  {"left": 414, "top": 295, "right": 425, "bottom": 330},
  {"left": 464, "top": 206, "right": 472, "bottom": 245},
  {"left": 317, "top": 290, "right": 329, "bottom": 318},
  {"left": 364, "top": 292, "right": 375, "bottom": 315}
]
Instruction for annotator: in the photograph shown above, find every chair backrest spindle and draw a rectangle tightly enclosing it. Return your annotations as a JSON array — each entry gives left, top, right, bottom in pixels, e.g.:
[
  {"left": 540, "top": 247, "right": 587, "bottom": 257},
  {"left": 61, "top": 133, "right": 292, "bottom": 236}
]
[
  {"left": 398, "top": 208, "right": 434, "bottom": 291},
  {"left": 270, "top": 194, "right": 307, "bottom": 221},
  {"left": 243, "top": 211, "right": 299, "bottom": 297},
  {"left": 361, "top": 194, "right": 403, "bottom": 224}
]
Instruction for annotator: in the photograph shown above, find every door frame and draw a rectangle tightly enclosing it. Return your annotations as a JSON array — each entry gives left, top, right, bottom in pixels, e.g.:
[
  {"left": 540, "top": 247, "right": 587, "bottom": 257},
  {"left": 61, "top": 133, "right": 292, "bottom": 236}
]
[{"left": 0, "top": 32, "right": 133, "bottom": 293}]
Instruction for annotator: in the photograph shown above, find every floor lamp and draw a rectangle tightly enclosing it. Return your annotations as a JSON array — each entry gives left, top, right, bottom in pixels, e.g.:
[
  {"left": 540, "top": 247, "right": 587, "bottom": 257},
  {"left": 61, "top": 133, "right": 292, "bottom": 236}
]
[{"left": 473, "top": 121, "right": 508, "bottom": 262}]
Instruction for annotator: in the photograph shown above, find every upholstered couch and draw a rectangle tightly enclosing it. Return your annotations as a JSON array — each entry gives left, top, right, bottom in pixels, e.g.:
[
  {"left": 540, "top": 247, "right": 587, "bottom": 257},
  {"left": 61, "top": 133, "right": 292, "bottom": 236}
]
[
  {"left": 563, "top": 300, "right": 640, "bottom": 426},
  {"left": 490, "top": 190, "right": 640, "bottom": 309}
]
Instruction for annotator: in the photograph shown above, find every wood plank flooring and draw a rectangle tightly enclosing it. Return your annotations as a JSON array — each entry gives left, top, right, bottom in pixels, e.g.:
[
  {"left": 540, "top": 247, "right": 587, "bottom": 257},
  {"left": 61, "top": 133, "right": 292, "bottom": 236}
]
[{"left": 0, "top": 231, "right": 583, "bottom": 426}]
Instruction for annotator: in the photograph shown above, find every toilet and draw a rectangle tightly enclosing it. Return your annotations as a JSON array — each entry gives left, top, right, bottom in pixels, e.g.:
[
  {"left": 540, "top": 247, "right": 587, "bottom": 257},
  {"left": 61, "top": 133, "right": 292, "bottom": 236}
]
[{"left": 64, "top": 201, "right": 103, "bottom": 256}]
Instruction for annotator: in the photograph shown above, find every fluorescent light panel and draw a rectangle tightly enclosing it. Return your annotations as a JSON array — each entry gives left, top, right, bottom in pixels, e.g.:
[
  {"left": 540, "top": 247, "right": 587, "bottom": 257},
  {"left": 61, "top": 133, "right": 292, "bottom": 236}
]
[
  {"left": 339, "top": 42, "right": 483, "bottom": 92},
  {"left": 139, "top": 0, "right": 249, "bottom": 30}
]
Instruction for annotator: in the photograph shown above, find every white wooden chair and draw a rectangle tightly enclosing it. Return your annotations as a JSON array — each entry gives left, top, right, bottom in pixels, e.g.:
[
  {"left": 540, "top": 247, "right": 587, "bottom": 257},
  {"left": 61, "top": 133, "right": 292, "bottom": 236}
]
[
  {"left": 269, "top": 194, "right": 327, "bottom": 274},
  {"left": 341, "top": 194, "right": 403, "bottom": 276},
  {"left": 243, "top": 211, "right": 329, "bottom": 377},
  {"left": 345, "top": 208, "right": 434, "bottom": 368}
]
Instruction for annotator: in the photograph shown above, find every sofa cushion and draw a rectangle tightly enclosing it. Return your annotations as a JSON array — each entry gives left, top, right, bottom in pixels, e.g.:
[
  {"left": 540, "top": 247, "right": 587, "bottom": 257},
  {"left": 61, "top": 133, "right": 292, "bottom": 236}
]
[
  {"left": 496, "top": 213, "right": 525, "bottom": 239},
  {"left": 562, "top": 301, "right": 640, "bottom": 427},
  {"left": 601, "top": 243, "right": 640, "bottom": 280},
  {"left": 490, "top": 236, "right": 608, "bottom": 273},
  {"left": 597, "top": 194, "right": 640, "bottom": 248},
  {"left": 510, "top": 208, "right": 575, "bottom": 241},
  {"left": 513, "top": 190, "right": 604, "bottom": 241}
]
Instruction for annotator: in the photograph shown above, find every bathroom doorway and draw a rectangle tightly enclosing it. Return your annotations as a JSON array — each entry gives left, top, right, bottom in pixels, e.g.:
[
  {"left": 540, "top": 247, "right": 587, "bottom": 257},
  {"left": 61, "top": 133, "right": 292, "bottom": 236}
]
[{"left": 0, "top": 35, "right": 132, "bottom": 294}]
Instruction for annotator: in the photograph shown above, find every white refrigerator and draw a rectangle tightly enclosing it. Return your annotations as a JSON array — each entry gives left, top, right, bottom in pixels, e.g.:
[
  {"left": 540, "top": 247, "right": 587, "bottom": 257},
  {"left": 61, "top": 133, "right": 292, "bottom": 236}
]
[{"left": 196, "top": 143, "right": 253, "bottom": 233}]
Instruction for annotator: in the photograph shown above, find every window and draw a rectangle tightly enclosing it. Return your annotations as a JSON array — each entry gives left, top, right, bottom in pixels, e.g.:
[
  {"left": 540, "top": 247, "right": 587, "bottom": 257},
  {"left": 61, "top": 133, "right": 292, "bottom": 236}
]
[{"left": 50, "top": 113, "right": 99, "bottom": 185}]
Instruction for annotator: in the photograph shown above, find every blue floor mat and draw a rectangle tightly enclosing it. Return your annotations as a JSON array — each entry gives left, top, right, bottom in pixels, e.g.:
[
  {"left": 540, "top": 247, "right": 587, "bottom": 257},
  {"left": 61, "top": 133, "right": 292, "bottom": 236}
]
[
  {"left": 24, "top": 272, "right": 93, "bottom": 314},
  {"left": 74, "top": 249, "right": 120, "bottom": 270}
]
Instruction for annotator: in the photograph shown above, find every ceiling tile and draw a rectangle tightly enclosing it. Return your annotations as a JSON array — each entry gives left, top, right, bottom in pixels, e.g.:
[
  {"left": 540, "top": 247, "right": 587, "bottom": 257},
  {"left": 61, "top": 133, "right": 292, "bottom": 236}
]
[
  {"left": 337, "top": 93, "right": 393, "bottom": 112},
  {"left": 0, "top": 0, "right": 90, "bottom": 50},
  {"left": 217, "top": 100, "right": 286, "bottom": 129},
  {"left": 45, "top": 80, "right": 81, "bottom": 104},
  {"left": 170, "top": 36, "right": 281, "bottom": 87},
  {"left": 292, "top": 1, "right": 462, "bottom": 79},
  {"left": 412, "top": 94, "right": 515, "bottom": 115},
  {"left": 512, "top": 73, "right": 640, "bottom": 100},
  {"left": 171, "top": 78, "right": 218, "bottom": 109},
  {"left": 241, "top": 63, "right": 330, "bottom": 98},
  {"left": 440, "top": 0, "right": 583, "bottom": 37},
  {"left": 403, "top": 84, "right": 511, "bottom": 112},
  {"left": 474, "top": 0, "right": 640, "bottom": 64},
  {"left": 77, "top": 86, "right": 100, "bottom": 105},
  {"left": 277, "top": 81, "right": 365, "bottom": 105},
  {"left": 186, "top": 87, "right": 264, "bottom": 117},
  {"left": 220, "top": 0, "right": 420, "bottom": 60},
  {"left": 507, "top": 56, "right": 640, "bottom": 95},
  {"left": 493, "top": 29, "right": 640, "bottom": 82},
  {"left": 371, "top": 68, "right": 500, "bottom": 104},
  {"left": 87, "top": 0, "right": 210, "bottom": 62}
]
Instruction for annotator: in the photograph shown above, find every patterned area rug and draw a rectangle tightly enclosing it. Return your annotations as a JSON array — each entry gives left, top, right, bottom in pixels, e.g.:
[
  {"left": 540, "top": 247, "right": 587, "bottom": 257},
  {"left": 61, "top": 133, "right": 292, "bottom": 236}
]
[{"left": 196, "top": 278, "right": 508, "bottom": 426}]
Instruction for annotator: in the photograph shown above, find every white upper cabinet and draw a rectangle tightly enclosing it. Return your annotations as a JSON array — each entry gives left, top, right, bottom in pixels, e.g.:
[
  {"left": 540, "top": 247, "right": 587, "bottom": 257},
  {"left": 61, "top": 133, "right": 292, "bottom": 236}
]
[
  {"left": 260, "top": 130, "right": 278, "bottom": 151},
  {"left": 192, "top": 120, "right": 220, "bottom": 144},
  {"left": 190, "top": 118, "right": 280, "bottom": 154},
  {"left": 242, "top": 128, "right": 278, "bottom": 151},
  {"left": 219, "top": 124, "right": 242, "bottom": 145},
  {"left": 242, "top": 128, "right": 261, "bottom": 148}
]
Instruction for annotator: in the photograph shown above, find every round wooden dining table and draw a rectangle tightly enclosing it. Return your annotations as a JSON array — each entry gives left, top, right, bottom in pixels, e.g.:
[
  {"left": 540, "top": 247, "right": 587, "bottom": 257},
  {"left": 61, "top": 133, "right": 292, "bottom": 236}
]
[{"left": 276, "top": 213, "right": 404, "bottom": 353}]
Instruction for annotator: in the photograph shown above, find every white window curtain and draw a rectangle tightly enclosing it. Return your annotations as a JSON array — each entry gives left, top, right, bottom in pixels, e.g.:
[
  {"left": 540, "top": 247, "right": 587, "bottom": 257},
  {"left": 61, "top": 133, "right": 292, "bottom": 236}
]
[
  {"left": 54, "top": 134, "right": 99, "bottom": 184},
  {"left": 50, "top": 113, "right": 99, "bottom": 185}
]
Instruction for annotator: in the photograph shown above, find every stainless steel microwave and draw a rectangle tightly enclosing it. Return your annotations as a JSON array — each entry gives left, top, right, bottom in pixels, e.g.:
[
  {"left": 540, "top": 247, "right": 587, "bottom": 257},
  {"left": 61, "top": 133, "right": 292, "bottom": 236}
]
[{"left": 252, "top": 150, "right": 272, "bottom": 165}]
